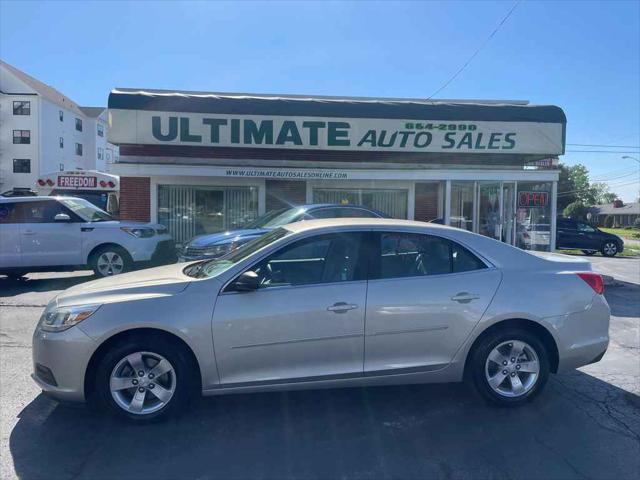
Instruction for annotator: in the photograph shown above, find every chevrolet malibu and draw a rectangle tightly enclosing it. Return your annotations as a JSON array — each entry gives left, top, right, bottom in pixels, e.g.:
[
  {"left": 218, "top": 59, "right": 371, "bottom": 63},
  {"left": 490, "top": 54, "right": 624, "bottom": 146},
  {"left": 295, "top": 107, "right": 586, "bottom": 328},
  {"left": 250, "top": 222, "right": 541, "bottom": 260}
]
[{"left": 32, "top": 219, "right": 610, "bottom": 422}]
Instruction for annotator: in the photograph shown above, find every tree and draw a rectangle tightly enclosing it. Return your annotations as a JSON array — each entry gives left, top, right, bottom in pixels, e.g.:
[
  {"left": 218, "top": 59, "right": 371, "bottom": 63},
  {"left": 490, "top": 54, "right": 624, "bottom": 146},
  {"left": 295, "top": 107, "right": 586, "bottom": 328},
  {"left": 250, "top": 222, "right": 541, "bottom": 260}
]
[
  {"left": 563, "top": 201, "right": 590, "bottom": 220},
  {"left": 557, "top": 163, "right": 618, "bottom": 213}
]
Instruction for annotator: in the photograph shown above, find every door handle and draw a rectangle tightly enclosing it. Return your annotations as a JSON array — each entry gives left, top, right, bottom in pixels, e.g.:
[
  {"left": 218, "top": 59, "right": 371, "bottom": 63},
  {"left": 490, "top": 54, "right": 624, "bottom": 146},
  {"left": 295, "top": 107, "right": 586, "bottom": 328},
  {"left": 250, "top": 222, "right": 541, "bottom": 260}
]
[
  {"left": 327, "top": 302, "right": 358, "bottom": 313},
  {"left": 22, "top": 230, "right": 36, "bottom": 236},
  {"left": 451, "top": 292, "right": 480, "bottom": 303}
]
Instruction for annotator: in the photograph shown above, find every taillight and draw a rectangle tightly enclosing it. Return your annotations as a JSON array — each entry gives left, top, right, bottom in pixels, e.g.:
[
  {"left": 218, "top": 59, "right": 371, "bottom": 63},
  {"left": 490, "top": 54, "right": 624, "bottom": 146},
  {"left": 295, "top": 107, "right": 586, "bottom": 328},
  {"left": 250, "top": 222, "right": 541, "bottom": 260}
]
[
  {"left": 99, "top": 180, "right": 107, "bottom": 187},
  {"left": 107, "top": 181, "right": 115, "bottom": 188},
  {"left": 577, "top": 273, "right": 604, "bottom": 295},
  {"left": 46, "top": 179, "right": 54, "bottom": 186},
  {"left": 37, "top": 179, "right": 46, "bottom": 186}
]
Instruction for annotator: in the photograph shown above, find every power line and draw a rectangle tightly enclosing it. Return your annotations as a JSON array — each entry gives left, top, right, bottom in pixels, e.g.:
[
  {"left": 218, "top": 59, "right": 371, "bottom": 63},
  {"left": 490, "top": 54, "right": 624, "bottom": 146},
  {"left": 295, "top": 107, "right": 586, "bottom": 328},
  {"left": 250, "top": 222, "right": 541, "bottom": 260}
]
[
  {"left": 425, "top": 1, "right": 521, "bottom": 100},
  {"left": 567, "top": 143, "right": 640, "bottom": 149},
  {"left": 566, "top": 150, "right": 640, "bottom": 154}
]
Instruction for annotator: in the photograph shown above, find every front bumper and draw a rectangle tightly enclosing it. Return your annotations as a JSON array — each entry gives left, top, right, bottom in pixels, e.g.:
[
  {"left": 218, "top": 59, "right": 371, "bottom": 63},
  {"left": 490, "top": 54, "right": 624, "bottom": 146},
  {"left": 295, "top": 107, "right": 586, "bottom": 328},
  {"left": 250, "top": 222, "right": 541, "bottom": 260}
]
[
  {"left": 150, "top": 239, "right": 178, "bottom": 265},
  {"left": 31, "top": 324, "right": 97, "bottom": 402}
]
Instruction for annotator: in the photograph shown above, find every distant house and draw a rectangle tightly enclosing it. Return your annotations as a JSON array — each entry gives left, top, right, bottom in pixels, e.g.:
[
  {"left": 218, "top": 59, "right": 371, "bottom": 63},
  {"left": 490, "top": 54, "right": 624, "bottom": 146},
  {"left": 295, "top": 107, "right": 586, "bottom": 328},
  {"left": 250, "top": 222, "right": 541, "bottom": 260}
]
[{"left": 590, "top": 200, "right": 640, "bottom": 227}]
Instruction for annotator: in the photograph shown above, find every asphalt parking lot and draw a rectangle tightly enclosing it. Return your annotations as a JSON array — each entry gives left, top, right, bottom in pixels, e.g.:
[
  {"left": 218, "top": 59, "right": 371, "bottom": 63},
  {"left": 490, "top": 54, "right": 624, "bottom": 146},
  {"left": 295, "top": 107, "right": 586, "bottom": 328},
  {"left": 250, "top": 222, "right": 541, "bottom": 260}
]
[{"left": 1, "top": 257, "right": 638, "bottom": 480}]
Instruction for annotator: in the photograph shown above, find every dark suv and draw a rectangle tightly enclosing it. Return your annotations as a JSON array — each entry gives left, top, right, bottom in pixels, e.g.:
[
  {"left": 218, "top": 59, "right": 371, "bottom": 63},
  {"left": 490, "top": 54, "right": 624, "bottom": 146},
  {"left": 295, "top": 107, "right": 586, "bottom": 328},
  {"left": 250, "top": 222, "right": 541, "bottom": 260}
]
[{"left": 556, "top": 218, "right": 624, "bottom": 257}]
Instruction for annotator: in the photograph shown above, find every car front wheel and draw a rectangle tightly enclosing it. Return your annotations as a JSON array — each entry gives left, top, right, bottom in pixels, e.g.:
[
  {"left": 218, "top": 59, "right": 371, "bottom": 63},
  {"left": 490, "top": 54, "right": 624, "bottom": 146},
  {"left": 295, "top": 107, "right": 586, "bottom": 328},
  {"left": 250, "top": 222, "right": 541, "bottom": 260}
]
[
  {"left": 94, "top": 337, "right": 196, "bottom": 422},
  {"left": 601, "top": 241, "right": 618, "bottom": 257},
  {"left": 470, "top": 328, "right": 550, "bottom": 406},
  {"left": 91, "top": 246, "right": 132, "bottom": 277}
]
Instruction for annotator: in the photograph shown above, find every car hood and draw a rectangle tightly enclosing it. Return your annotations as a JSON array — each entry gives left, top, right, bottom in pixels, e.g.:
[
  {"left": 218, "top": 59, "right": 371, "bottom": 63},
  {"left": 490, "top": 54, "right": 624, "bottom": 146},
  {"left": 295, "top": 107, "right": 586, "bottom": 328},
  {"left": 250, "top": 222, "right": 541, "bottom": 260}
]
[
  {"left": 88, "top": 220, "right": 165, "bottom": 229},
  {"left": 188, "top": 228, "right": 271, "bottom": 246},
  {"left": 54, "top": 263, "right": 191, "bottom": 308}
]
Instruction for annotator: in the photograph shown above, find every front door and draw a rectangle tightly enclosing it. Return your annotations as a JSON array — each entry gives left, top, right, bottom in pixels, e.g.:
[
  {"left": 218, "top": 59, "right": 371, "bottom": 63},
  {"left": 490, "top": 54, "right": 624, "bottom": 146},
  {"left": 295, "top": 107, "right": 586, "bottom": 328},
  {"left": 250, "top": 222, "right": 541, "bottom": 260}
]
[
  {"left": 18, "top": 200, "right": 83, "bottom": 267},
  {"left": 365, "top": 231, "right": 501, "bottom": 374},
  {"left": 212, "top": 232, "right": 368, "bottom": 385}
]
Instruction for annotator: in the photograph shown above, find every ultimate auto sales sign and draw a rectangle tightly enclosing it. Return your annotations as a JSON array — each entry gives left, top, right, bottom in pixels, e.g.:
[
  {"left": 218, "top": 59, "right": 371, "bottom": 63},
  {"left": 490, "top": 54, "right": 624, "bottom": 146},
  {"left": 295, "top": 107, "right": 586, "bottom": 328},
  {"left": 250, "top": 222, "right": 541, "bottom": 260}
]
[{"left": 109, "top": 110, "right": 564, "bottom": 155}]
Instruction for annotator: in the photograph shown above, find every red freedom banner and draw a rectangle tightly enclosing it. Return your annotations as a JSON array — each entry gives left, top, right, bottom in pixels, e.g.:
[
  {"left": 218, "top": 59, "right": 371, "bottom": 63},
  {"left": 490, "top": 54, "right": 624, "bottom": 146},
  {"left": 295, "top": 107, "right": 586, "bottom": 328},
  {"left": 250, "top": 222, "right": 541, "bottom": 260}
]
[{"left": 57, "top": 176, "right": 97, "bottom": 188}]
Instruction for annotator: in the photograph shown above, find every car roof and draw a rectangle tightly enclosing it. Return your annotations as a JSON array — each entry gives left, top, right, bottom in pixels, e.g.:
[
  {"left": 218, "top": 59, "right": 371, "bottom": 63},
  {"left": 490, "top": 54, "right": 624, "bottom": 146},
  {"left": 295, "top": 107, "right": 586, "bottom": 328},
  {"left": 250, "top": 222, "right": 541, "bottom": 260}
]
[
  {"left": 282, "top": 218, "right": 454, "bottom": 233},
  {"left": 0, "top": 196, "right": 76, "bottom": 203}
]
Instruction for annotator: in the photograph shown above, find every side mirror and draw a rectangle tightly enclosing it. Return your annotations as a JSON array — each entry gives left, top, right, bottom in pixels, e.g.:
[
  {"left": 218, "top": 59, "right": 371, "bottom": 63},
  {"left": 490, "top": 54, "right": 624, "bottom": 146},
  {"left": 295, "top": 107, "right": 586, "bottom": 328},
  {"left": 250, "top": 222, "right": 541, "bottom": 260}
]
[
  {"left": 233, "top": 271, "right": 259, "bottom": 292},
  {"left": 54, "top": 213, "right": 71, "bottom": 222}
]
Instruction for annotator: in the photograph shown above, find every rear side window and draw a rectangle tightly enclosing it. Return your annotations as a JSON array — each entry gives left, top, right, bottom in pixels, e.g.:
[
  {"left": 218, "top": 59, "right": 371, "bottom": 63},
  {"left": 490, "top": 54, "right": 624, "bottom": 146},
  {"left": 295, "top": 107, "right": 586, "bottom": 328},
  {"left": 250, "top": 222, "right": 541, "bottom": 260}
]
[
  {"left": 0, "top": 203, "right": 20, "bottom": 224},
  {"left": 373, "top": 232, "right": 486, "bottom": 279}
]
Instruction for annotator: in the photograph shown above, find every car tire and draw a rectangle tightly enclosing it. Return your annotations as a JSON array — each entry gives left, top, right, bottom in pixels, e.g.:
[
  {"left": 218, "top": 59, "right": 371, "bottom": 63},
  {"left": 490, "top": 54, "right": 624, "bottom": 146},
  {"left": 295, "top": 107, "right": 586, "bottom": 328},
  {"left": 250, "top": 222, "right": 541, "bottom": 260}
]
[
  {"left": 90, "top": 245, "right": 133, "bottom": 277},
  {"left": 581, "top": 250, "right": 597, "bottom": 256},
  {"left": 469, "top": 328, "right": 550, "bottom": 407},
  {"left": 93, "top": 336, "right": 197, "bottom": 423},
  {"left": 601, "top": 241, "right": 618, "bottom": 257}
]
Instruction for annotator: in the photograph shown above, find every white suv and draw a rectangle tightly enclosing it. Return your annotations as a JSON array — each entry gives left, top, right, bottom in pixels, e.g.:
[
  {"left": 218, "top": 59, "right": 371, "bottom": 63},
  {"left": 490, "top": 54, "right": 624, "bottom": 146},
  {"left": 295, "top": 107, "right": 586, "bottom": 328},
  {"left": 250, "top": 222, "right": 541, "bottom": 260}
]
[{"left": 0, "top": 196, "right": 175, "bottom": 278}]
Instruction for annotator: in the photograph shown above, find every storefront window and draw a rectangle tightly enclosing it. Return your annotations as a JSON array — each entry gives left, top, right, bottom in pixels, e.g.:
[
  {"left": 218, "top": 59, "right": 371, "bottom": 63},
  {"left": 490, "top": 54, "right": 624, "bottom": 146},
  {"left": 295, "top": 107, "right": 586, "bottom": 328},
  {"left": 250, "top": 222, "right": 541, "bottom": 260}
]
[
  {"left": 312, "top": 188, "right": 408, "bottom": 218},
  {"left": 158, "top": 185, "right": 258, "bottom": 244},
  {"left": 450, "top": 182, "right": 474, "bottom": 231},
  {"left": 477, "top": 182, "right": 501, "bottom": 240},
  {"left": 515, "top": 182, "right": 552, "bottom": 252}
]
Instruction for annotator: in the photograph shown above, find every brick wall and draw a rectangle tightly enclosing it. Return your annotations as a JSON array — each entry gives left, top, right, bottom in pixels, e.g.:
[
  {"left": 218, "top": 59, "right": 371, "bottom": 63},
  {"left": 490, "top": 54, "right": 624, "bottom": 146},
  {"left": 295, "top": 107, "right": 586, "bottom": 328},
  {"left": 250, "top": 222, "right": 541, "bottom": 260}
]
[
  {"left": 414, "top": 182, "right": 440, "bottom": 222},
  {"left": 265, "top": 180, "right": 307, "bottom": 211},
  {"left": 119, "top": 176, "right": 151, "bottom": 221}
]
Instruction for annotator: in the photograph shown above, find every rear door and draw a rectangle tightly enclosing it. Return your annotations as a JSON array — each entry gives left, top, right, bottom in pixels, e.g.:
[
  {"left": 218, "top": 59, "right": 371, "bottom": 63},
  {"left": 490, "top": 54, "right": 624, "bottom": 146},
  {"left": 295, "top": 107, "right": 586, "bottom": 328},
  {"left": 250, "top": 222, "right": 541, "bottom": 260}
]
[
  {"left": 364, "top": 231, "right": 502, "bottom": 374},
  {"left": 0, "top": 202, "right": 22, "bottom": 268},
  {"left": 18, "top": 200, "right": 83, "bottom": 267},
  {"left": 556, "top": 219, "right": 579, "bottom": 248}
]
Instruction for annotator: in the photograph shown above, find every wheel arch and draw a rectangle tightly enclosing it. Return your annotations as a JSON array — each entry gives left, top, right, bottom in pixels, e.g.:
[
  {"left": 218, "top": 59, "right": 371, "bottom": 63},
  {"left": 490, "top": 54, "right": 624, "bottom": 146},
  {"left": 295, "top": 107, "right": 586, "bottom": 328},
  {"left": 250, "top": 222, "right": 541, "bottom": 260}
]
[
  {"left": 84, "top": 327, "right": 203, "bottom": 400},
  {"left": 463, "top": 318, "right": 560, "bottom": 378}
]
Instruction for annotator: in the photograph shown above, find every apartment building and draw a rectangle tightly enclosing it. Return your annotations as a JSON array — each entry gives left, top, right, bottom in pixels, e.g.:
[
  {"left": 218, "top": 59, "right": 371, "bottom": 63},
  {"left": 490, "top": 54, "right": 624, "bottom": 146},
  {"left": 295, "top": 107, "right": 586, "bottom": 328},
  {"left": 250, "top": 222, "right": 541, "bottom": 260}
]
[{"left": 0, "top": 60, "right": 118, "bottom": 193}]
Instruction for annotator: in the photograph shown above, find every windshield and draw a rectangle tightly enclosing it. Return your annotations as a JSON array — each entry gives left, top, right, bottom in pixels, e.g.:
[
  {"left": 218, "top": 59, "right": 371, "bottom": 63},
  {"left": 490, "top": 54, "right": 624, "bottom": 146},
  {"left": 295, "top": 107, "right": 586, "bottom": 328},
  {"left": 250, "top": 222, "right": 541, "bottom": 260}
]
[
  {"left": 261, "top": 207, "right": 307, "bottom": 228},
  {"left": 185, "top": 228, "right": 292, "bottom": 278},
  {"left": 242, "top": 208, "right": 289, "bottom": 229},
  {"left": 59, "top": 197, "right": 113, "bottom": 222}
]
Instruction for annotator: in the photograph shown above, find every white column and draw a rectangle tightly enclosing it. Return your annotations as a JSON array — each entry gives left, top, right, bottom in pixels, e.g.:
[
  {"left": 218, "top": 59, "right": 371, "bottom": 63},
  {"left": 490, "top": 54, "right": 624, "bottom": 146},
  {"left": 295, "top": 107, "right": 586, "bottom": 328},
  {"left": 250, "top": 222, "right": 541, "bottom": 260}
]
[
  {"left": 550, "top": 181, "right": 558, "bottom": 251},
  {"left": 444, "top": 180, "right": 452, "bottom": 225}
]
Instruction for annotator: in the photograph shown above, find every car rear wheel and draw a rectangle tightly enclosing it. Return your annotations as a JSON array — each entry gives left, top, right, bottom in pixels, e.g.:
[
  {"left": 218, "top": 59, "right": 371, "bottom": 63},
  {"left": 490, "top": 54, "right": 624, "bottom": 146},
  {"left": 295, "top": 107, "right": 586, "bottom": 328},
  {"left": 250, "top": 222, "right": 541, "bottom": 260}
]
[
  {"left": 94, "top": 337, "right": 196, "bottom": 422},
  {"left": 470, "top": 328, "right": 549, "bottom": 406},
  {"left": 91, "top": 246, "right": 132, "bottom": 277},
  {"left": 601, "top": 241, "right": 618, "bottom": 257}
]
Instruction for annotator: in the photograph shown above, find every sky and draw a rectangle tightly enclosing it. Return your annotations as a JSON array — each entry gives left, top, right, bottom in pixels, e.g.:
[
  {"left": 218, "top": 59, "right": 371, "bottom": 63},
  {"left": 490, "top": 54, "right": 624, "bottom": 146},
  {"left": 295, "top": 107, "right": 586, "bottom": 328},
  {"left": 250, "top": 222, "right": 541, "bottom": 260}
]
[{"left": 1, "top": 0, "right": 638, "bottom": 201}]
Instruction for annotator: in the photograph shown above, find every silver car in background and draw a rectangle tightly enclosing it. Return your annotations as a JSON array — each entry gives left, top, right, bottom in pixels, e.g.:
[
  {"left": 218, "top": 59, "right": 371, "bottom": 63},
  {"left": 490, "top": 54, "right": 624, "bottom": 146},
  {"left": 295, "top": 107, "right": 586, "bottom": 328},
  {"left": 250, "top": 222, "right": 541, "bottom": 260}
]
[{"left": 32, "top": 219, "right": 609, "bottom": 422}]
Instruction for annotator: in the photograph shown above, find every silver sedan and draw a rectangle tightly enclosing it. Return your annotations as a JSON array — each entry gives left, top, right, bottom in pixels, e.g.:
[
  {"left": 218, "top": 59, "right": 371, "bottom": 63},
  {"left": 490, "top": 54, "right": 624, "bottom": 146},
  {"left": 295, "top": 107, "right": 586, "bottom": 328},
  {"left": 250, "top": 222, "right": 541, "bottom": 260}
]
[{"left": 32, "top": 219, "right": 610, "bottom": 422}]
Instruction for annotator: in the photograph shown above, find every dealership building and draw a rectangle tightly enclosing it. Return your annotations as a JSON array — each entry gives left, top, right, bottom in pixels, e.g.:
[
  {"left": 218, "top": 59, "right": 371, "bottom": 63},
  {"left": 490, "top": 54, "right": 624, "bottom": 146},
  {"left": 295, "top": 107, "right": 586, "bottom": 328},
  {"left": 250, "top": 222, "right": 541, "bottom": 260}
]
[{"left": 107, "top": 89, "right": 565, "bottom": 250}]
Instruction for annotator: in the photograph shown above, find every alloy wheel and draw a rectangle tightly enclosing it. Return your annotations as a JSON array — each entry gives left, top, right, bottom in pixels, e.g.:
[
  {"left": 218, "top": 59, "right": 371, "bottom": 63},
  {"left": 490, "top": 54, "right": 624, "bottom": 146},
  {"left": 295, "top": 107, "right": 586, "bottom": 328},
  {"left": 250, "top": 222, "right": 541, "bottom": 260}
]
[
  {"left": 603, "top": 242, "right": 617, "bottom": 256},
  {"left": 97, "top": 251, "right": 124, "bottom": 276},
  {"left": 484, "top": 340, "right": 540, "bottom": 398},
  {"left": 110, "top": 351, "right": 176, "bottom": 415}
]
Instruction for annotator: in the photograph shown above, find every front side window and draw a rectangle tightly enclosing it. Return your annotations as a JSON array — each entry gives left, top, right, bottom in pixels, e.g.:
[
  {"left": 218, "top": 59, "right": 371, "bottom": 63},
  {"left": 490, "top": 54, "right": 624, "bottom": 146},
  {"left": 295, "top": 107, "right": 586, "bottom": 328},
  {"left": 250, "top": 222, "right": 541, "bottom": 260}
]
[
  {"left": 75, "top": 143, "right": 83, "bottom": 156},
  {"left": 13, "top": 101, "right": 31, "bottom": 115},
  {"left": 577, "top": 223, "right": 596, "bottom": 233},
  {"left": 13, "top": 130, "right": 30, "bottom": 144},
  {"left": 373, "top": 232, "right": 486, "bottom": 280},
  {"left": 250, "top": 232, "right": 366, "bottom": 288},
  {"left": 12, "top": 159, "right": 31, "bottom": 173},
  {"left": 75, "top": 118, "right": 83, "bottom": 131},
  {"left": 17, "top": 200, "right": 72, "bottom": 224}
]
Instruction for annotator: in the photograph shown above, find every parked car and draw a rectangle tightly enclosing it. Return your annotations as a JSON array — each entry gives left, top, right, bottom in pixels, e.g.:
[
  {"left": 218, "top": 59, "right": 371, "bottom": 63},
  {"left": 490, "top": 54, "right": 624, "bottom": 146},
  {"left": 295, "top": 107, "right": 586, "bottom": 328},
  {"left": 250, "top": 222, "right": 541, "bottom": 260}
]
[
  {"left": 179, "top": 203, "right": 388, "bottom": 261},
  {"left": 0, "top": 196, "right": 176, "bottom": 279},
  {"left": 556, "top": 218, "right": 624, "bottom": 256},
  {"left": 32, "top": 218, "right": 609, "bottom": 422},
  {"left": 517, "top": 223, "right": 551, "bottom": 250}
]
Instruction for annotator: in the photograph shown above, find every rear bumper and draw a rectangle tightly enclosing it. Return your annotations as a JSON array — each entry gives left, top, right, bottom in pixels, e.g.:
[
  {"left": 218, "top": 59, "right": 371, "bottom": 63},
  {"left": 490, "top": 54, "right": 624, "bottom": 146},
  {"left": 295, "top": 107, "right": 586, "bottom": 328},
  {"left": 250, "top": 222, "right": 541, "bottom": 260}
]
[{"left": 545, "top": 294, "right": 611, "bottom": 373}]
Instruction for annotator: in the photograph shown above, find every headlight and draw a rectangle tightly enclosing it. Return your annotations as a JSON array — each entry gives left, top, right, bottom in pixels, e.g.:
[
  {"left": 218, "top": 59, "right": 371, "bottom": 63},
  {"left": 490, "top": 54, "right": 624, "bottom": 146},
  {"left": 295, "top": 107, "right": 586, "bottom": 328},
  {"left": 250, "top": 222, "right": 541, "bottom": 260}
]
[
  {"left": 200, "top": 242, "right": 234, "bottom": 257},
  {"left": 156, "top": 226, "right": 168, "bottom": 235},
  {"left": 38, "top": 304, "right": 101, "bottom": 332},
  {"left": 121, "top": 227, "right": 155, "bottom": 238}
]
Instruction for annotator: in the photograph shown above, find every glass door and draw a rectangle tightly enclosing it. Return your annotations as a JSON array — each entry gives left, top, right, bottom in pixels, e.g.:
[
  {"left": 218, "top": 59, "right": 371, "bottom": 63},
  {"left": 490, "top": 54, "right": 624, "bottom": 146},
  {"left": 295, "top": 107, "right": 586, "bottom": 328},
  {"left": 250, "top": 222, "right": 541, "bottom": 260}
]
[{"left": 477, "top": 182, "right": 502, "bottom": 241}]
